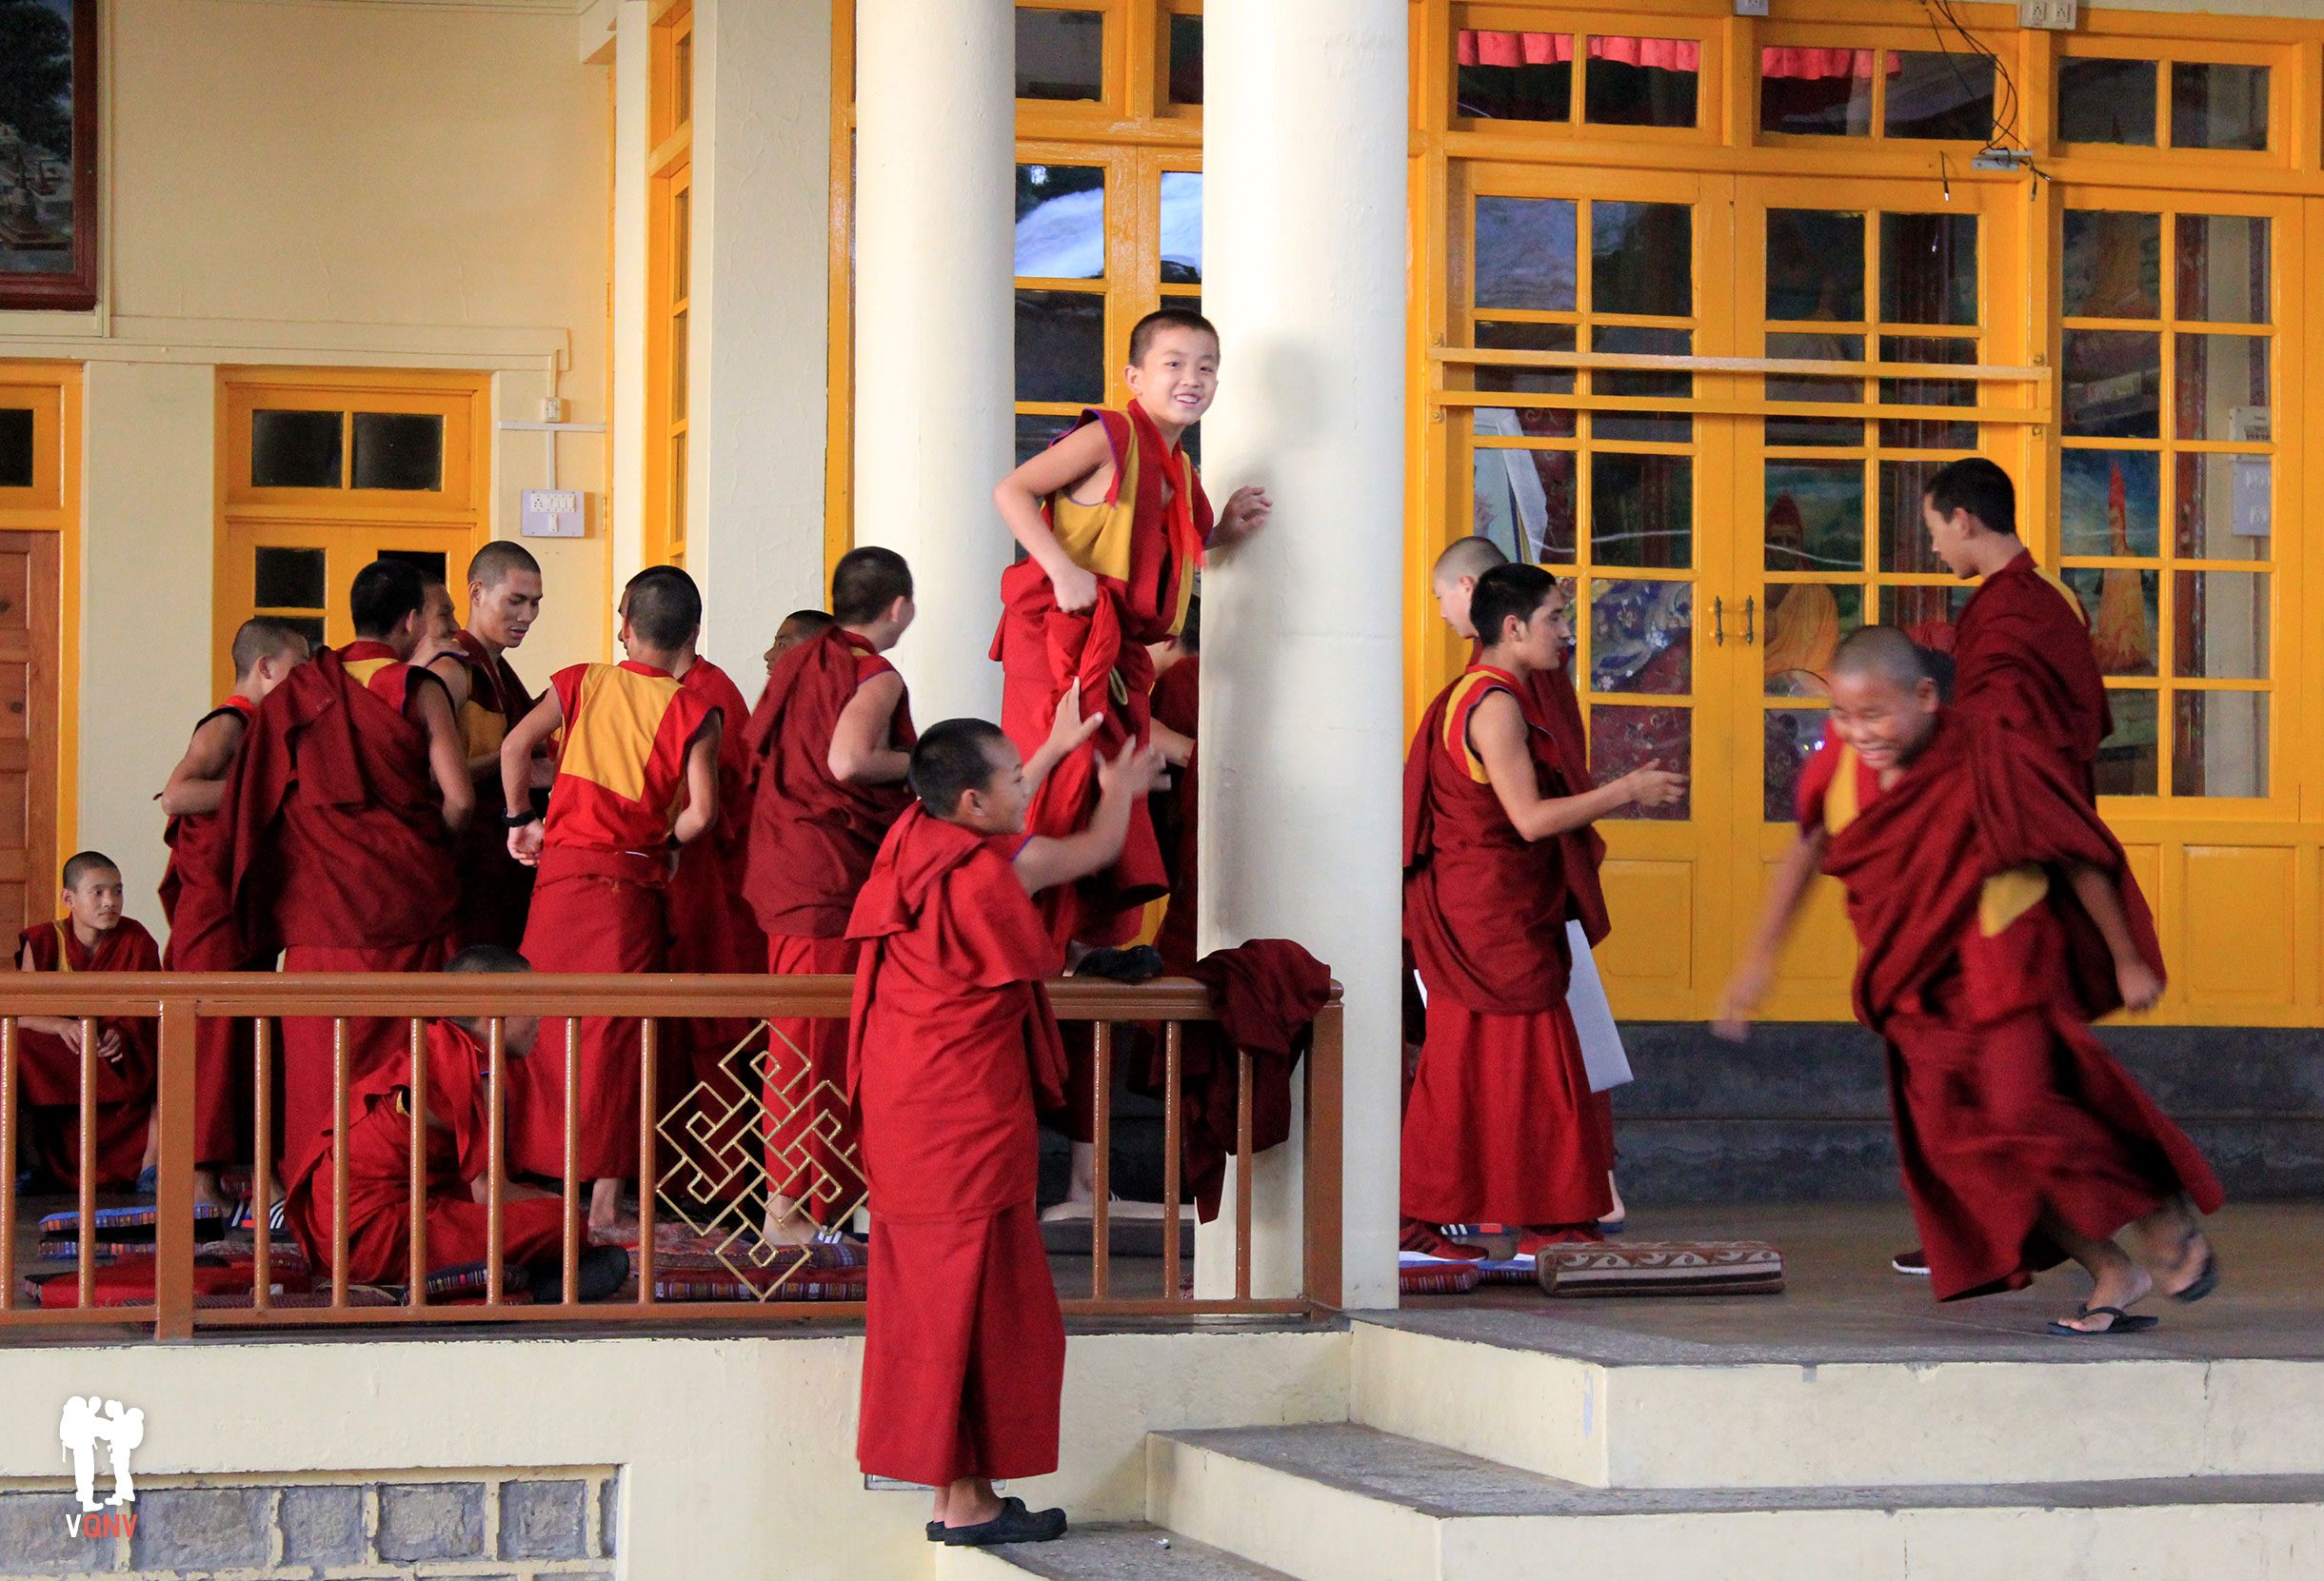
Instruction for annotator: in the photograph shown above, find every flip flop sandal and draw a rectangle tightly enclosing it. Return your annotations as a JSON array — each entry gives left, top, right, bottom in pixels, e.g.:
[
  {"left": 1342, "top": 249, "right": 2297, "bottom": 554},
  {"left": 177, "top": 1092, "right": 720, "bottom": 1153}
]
[
  {"left": 2047, "top": 1304, "right": 2158, "bottom": 1336},
  {"left": 2170, "top": 1248, "right": 2220, "bottom": 1304}
]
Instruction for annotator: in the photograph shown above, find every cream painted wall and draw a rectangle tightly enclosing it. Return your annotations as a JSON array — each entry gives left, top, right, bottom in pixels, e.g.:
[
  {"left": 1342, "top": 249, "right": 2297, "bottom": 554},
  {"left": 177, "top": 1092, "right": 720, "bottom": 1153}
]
[{"left": 0, "top": 1328, "right": 1348, "bottom": 1576}]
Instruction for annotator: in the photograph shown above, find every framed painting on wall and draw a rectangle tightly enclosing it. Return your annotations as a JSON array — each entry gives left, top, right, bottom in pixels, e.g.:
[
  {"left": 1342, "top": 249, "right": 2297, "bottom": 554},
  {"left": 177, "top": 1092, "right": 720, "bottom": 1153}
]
[{"left": 0, "top": 0, "right": 97, "bottom": 311}]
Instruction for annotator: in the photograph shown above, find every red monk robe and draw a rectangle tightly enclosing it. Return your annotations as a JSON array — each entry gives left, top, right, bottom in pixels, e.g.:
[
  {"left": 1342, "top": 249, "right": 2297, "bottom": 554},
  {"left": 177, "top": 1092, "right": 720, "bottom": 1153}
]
[
  {"left": 1402, "top": 665, "right": 1612, "bottom": 1229},
  {"left": 442, "top": 631, "right": 538, "bottom": 950},
  {"left": 743, "top": 628, "right": 916, "bottom": 1224},
  {"left": 992, "top": 405, "right": 1209, "bottom": 947},
  {"left": 1148, "top": 655, "right": 1201, "bottom": 976},
  {"left": 848, "top": 804, "right": 1068, "bottom": 1488},
  {"left": 227, "top": 644, "right": 457, "bottom": 1184},
  {"left": 511, "top": 661, "right": 717, "bottom": 1180},
  {"left": 286, "top": 1018, "right": 565, "bottom": 1282},
  {"left": 158, "top": 696, "right": 265, "bottom": 1167},
  {"left": 1800, "top": 714, "right": 2221, "bottom": 1301},
  {"left": 14, "top": 919, "right": 161, "bottom": 1187},
  {"left": 1952, "top": 548, "right": 2111, "bottom": 801}
]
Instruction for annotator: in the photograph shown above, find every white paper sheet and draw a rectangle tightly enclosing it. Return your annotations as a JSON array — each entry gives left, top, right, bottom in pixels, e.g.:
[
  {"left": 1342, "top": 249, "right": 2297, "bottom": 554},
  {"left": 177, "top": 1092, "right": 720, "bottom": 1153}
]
[{"left": 1566, "top": 919, "right": 1634, "bottom": 1093}]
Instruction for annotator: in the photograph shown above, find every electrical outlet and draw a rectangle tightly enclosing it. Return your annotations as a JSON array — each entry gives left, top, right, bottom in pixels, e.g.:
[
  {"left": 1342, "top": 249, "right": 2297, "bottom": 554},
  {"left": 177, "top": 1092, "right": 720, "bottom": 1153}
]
[
  {"left": 541, "top": 396, "right": 564, "bottom": 424},
  {"left": 2019, "top": 0, "right": 2076, "bottom": 30},
  {"left": 1733, "top": 0, "right": 1768, "bottom": 14}
]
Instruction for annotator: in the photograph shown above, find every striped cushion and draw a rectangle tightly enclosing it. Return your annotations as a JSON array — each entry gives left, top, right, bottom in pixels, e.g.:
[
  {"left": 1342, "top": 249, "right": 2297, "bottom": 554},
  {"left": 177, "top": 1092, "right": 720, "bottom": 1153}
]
[
  {"left": 1399, "top": 1262, "right": 1481, "bottom": 1295},
  {"left": 1536, "top": 1240, "right": 1784, "bottom": 1297}
]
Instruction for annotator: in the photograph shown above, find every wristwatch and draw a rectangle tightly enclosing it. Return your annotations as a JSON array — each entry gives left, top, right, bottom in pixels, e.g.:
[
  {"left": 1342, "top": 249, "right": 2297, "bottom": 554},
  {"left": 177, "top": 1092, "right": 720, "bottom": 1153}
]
[{"left": 502, "top": 807, "right": 542, "bottom": 828}]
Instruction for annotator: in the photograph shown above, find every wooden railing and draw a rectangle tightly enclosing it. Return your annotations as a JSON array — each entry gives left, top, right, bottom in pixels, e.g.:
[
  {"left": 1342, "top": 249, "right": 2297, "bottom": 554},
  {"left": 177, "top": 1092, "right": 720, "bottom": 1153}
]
[{"left": 0, "top": 974, "right": 1343, "bottom": 1339}]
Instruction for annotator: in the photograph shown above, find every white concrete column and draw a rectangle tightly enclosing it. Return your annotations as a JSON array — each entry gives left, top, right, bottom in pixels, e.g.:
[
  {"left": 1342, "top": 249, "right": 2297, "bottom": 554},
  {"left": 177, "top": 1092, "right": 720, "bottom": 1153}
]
[
  {"left": 1196, "top": 0, "right": 1407, "bottom": 1309},
  {"left": 850, "top": 0, "right": 1014, "bottom": 723}
]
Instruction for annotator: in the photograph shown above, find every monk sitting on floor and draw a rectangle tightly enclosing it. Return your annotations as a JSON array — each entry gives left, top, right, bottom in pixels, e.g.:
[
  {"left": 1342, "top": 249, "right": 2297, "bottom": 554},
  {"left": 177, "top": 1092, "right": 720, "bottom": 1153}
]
[
  {"left": 285, "top": 944, "right": 627, "bottom": 1299},
  {"left": 1716, "top": 625, "right": 2221, "bottom": 1334},
  {"left": 848, "top": 715, "right": 1147, "bottom": 1549},
  {"left": 1401, "top": 566, "right": 1683, "bottom": 1263},
  {"left": 14, "top": 853, "right": 163, "bottom": 1193},
  {"left": 158, "top": 617, "right": 309, "bottom": 1211},
  {"left": 502, "top": 566, "right": 722, "bottom": 1234}
]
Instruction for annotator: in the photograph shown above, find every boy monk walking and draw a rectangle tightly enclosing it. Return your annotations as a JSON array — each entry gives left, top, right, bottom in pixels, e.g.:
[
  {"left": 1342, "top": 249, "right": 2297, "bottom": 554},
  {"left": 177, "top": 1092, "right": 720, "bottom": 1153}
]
[
  {"left": 1401, "top": 566, "right": 1682, "bottom": 1260},
  {"left": 1717, "top": 627, "right": 2218, "bottom": 1334},
  {"left": 501, "top": 566, "right": 722, "bottom": 1234},
  {"left": 427, "top": 543, "right": 548, "bottom": 951},
  {"left": 158, "top": 618, "right": 308, "bottom": 1210},
  {"left": 848, "top": 717, "right": 1148, "bottom": 1548}
]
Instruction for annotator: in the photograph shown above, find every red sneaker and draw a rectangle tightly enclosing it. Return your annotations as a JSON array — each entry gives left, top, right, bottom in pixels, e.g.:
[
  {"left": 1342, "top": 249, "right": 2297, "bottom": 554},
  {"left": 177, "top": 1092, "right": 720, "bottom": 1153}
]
[
  {"left": 1515, "top": 1223, "right": 1605, "bottom": 1256},
  {"left": 1400, "top": 1218, "right": 1488, "bottom": 1262}
]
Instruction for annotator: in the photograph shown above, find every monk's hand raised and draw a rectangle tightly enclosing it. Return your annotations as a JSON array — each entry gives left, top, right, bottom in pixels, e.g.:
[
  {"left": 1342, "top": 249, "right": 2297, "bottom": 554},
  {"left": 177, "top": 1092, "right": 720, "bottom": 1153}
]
[
  {"left": 1045, "top": 680, "right": 1105, "bottom": 760},
  {"left": 507, "top": 819, "right": 546, "bottom": 867},
  {"left": 1621, "top": 759, "right": 1688, "bottom": 809},
  {"left": 2116, "top": 958, "right": 2164, "bottom": 1014},
  {"left": 1048, "top": 560, "right": 1102, "bottom": 616},
  {"left": 1213, "top": 484, "right": 1273, "bottom": 549},
  {"left": 1098, "top": 739, "right": 1167, "bottom": 800}
]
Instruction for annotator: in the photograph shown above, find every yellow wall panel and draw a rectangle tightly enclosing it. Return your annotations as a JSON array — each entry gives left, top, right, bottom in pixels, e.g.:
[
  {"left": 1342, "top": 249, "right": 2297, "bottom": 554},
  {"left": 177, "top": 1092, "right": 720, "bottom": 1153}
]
[
  {"left": 2182, "top": 845, "right": 2295, "bottom": 1008},
  {"left": 1598, "top": 859, "right": 1694, "bottom": 993},
  {"left": 1772, "top": 872, "right": 1855, "bottom": 991}
]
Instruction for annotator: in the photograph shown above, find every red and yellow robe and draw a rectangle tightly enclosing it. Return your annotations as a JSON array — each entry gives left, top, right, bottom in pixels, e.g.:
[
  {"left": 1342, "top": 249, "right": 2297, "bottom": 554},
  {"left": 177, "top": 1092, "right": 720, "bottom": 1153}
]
[
  {"left": 1953, "top": 548, "right": 2112, "bottom": 802},
  {"left": 1798, "top": 713, "right": 2220, "bottom": 1300},
  {"left": 442, "top": 630, "right": 539, "bottom": 952},
  {"left": 1400, "top": 665, "right": 1611, "bottom": 1228},
  {"left": 991, "top": 404, "right": 1211, "bottom": 948},
  {"left": 14, "top": 918, "right": 161, "bottom": 1188},
  {"left": 846, "top": 804, "right": 1067, "bottom": 1487},
  {"left": 742, "top": 627, "right": 917, "bottom": 1224},
  {"left": 1148, "top": 656, "right": 1201, "bottom": 976},
  {"left": 511, "top": 661, "right": 716, "bottom": 1180}
]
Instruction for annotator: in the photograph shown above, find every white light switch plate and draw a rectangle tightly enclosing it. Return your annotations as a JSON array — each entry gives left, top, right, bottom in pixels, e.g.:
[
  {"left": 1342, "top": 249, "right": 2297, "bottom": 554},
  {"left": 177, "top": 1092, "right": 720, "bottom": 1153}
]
[{"left": 2020, "top": 0, "right": 2076, "bottom": 29}]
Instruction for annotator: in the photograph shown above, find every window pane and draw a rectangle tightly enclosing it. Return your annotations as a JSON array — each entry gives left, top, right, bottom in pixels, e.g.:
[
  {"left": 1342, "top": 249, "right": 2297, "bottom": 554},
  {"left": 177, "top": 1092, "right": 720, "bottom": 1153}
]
[
  {"left": 1877, "top": 582, "right": 1975, "bottom": 644},
  {"left": 1593, "top": 325, "right": 1690, "bottom": 444},
  {"left": 1017, "top": 7, "right": 1103, "bottom": 101},
  {"left": 1014, "top": 288, "right": 1105, "bottom": 405},
  {"left": 1590, "top": 579, "right": 1692, "bottom": 694},
  {"left": 253, "top": 546, "right": 327, "bottom": 610},
  {"left": 2057, "top": 57, "right": 2156, "bottom": 145},
  {"left": 2172, "top": 63, "right": 2268, "bottom": 151},
  {"left": 1765, "top": 707, "right": 1831, "bottom": 820},
  {"left": 1590, "top": 704, "right": 1690, "bottom": 820},
  {"left": 1457, "top": 30, "right": 1572, "bottom": 123},
  {"left": 2174, "top": 690, "right": 2266, "bottom": 797},
  {"left": 251, "top": 409, "right": 342, "bottom": 488},
  {"left": 1884, "top": 50, "right": 1995, "bottom": 140},
  {"left": 1880, "top": 213, "right": 1976, "bottom": 326},
  {"left": 2060, "top": 448, "right": 2161, "bottom": 557},
  {"left": 2175, "top": 214, "right": 2269, "bottom": 324},
  {"left": 1475, "top": 196, "right": 1577, "bottom": 312},
  {"left": 1764, "top": 583, "right": 1861, "bottom": 698},
  {"left": 1016, "top": 165, "right": 1105, "bottom": 279},
  {"left": 1766, "top": 209, "right": 1864, "bottom": 323},
  {"left": 1472, "top": 443, "right": 1577, "bottom": 563},
  {"left": 1877, "top": 336, "right": 1977, "bottom": 449},
  {"left": 2061, "top": 210, "right": 2161, "bottom": 319},
  {"left": 374, "top": 548, "right": 447, "bottom": 587},
  {"left": 1760, "top": 47, "right": 1873, "bottom": 137},
  {"left": 1167, "top": 13, "right": 1202, "bottom": 106},
  {"left": 1160, "top": 170, "right": 1201, "bottom": 283},
  {"left": 1878, "top": 459, "right": 1959, "bottom": 575},
  {"left": 1584, "top": 36, "right": 1698, "bottom": 128},
  {"left": 0, "top": 408, "right": 30, "bottom": 489},
  {"left": 671, "top": 187, "right": 690, "bottom": 303},
  {"left": 2061, "top": 328, "right": 2160, "bottom": 438},
  {"left": 669, "top": 307, "right": 689, "bottom": 422},
  {"left": 1591, "top": 453, "right": 1692, "bottom": 568},
  {"left": 2174, "top": 570, "right": 2268, "bottom": 680},
  {"left": 2174, "top": 335, "right": 2268, "bottom": 441},
  {"left": 1765, "top": 461, "right": 1864, "bottom": 573},
  {"left": 278, "top": 615, "right": 327, "bottom": 653},
  {"left": 1591, "top": 202, "right": 1691, "bottom": 317},
  {"left": 2060, "top": 566, "right": 2159, "bottom": 676},
  {"left": 352, "top": 413, "right": 444, "bottom": 492},
  {"left": 2175, "top": 453, "right": 2270, "bottom": 559},
  {"left": 1476, "top": 404, "right": 1576, "bottom": 442},
  {"left": 668, "top": 431, "right": 686, "bottom": 547},
  {"left": 1475, "top": 320, "right": 1576, "bottom": 398},
  {"left": 2097, "top": 689, "right": 2159, "bottom": 795},
  {"left": 675, "top": 30, "right": 693, "bottom": 125},
  {"left": 1764, "top": 331, "right": 1864, "bottom": 447},
  {"left": 1016, "top": 411, "right": 1078, "bottom": 466}
]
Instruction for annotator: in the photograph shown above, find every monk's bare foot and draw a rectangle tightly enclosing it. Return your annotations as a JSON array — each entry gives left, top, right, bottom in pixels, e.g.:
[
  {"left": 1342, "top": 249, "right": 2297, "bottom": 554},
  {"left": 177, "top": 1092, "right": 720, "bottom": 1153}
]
[
  {"left": 2151, "top": 1225, "right": 2216, "bottom": 1300},
  {"left": 1041, "top": 1196, "right": 1094, "bottom": 1223},
  {"left": 761, "top": 1199, "right": 819, "bottom": 1246},
  {"left": 943, "top": 1477, "right": 1003, "bottom": 1529},
  {"left": 191, "top": 1169, "right": 239, "bottom": 1215},
  {"left": 2054, "top": 1263, "right": 2154, "bottom": 1333}
]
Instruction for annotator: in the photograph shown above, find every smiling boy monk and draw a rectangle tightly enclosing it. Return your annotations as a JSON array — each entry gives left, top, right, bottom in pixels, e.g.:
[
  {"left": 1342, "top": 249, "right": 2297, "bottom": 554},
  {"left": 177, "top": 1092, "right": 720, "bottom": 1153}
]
[
  {"left": 158, "top": 618, "right": 308, "bottom": 1209},
  {"left": 427, "top": 543, "right": 548, "bottom": 951},
  {"left": 1401, "top": 566, "right": 1683, "bottom": 1261},
  {"left": 848, "top": 716, "right": 1145, "bottom": 1549},
  {"left": 14, "top": 854, "right": 163, "bottom": 1190},
  {"left": 1716, "top": 626, "right": 2220, "bottom": 1334}
]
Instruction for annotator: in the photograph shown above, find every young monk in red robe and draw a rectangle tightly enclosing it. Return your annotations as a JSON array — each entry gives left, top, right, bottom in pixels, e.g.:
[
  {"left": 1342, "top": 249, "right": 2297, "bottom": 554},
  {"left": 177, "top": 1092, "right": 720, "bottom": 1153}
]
[
  {"left": 849, "top": 712, "right": 1143, "bottom": 1549},
  {"left": 226, "top": 559, "right": 473, "bottom": 1191},
  {"left": 158, "top": 618, "right": 308, "bottom": 1210},
  {"left": 13, "top": 854, "right": 162, "bottom": 1190},
  {"left": 743, "top": 547, "right": 918, "bottom": 1244},
  {"left": 1716, "top": 626, "right": 2219, "bottom": 1334},
  {"left": 765, "top": 609, "right": 834, "bottom": 679},
  {"left": 427, "top": 543, "right": 548, "bottom": 951},
  {"left": 1427, "top": 535, "right": 1629, "bottom": 1230},
  {"left": 1401, "top": 567, "right": 1684, "bottom": 1262},
  {"left": 502, "top": 565, "right": 721, "bottom": 1233},
  {"left": 285, "top": 944, "right": 627, "bottom": 1298}
]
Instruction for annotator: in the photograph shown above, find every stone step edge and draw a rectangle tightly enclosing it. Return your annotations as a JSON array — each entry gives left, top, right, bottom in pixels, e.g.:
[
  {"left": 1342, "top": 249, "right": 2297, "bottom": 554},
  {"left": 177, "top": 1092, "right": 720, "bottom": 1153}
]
[{"left": 933, "top": 1522, "right": 1297, "bottom": 1580}]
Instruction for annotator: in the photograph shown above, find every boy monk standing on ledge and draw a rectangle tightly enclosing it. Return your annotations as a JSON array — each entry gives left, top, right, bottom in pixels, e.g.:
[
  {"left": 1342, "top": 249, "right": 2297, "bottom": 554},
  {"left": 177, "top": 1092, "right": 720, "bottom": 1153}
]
[
  {"left": 1717, "top": 626, "right": 2219, "bottom": 1334},
  {"left": 848, "top": 711, "right": 1142, "bottom": 1549}
]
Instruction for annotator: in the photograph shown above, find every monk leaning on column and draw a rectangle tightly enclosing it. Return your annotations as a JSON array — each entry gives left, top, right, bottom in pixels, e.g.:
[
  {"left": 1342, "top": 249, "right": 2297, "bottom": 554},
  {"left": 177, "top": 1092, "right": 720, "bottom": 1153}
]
[
  {"left": 848, "top": 715, "right": 1149, "bottom": 1550},
  {"left": 501, "top": 566, "right": 722, "bottom": 1235},
  {"left": 224, "top": 559, "right": 472, "bottom": 1191},
  {"left": 1717, "top": 626, "right": 2219, "bottom": 1335},
  {"left": 158, "top": 617, "right": 309, "bottom": 1211},
  {"left": 742, "top": 547, "right": 919, "bottom": 1246},
  {"left": 1400, "top": 565, "right": 1682, "bottom": 1263}
]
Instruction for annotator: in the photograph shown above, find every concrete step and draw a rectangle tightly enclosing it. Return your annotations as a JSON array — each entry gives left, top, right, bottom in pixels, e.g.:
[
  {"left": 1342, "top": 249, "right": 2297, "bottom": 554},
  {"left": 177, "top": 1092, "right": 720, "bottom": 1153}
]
[
  {"left": 1349, "top": 1311, "right": 2324, "bottom": 1489},
  {"left": 1148, "top": 1422, "right": 2324, "bottom": 1581},
  {"left": 936, "top": 1522, "right": 1296, "bottom": 1580}
]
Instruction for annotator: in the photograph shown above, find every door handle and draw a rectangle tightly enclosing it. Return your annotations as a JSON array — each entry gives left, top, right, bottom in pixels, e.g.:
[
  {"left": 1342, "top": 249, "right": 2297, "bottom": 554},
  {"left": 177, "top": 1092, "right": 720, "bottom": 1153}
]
[
  {"left": 1712, "top": 596, "right": 1724, "bottom": 646},
  {"left": 1743, "top": 596, "right": 1757, "bottom": 645}
]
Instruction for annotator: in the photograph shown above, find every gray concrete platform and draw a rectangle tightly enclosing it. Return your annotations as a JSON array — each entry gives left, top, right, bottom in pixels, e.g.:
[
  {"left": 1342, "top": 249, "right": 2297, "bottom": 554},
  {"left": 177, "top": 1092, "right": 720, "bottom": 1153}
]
[{"left": 963, "top": 1524, "right": 1297, "bottom": 1580}]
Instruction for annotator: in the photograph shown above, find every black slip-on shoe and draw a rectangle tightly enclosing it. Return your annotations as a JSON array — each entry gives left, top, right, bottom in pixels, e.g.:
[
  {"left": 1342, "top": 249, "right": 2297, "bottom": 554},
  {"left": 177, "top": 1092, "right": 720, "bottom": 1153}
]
[{"left": 940, "top": 1496, "right": 1069, "bottom": 1547}]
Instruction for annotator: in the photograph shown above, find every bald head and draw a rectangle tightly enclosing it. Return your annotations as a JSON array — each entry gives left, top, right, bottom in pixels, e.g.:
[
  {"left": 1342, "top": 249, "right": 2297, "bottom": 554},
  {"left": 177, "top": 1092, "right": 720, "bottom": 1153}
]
[
  {"left": 467, "top": 541, "right": 542, "bottom": 589},
  {"left": 1434, "top": 536, "right": 1510, "bottom": 584},
  {"left": 1831, "top": 624, "right": 1937, "bottom": 690}
]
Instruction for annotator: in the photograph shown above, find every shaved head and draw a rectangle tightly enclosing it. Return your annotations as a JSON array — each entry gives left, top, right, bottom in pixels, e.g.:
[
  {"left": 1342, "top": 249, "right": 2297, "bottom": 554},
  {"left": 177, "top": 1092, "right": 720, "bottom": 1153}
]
[
  {"left": 1434, "top": 536, "right": 1510, "bottom": 584},
  {"left": 467, "top": 540, "right": 542, "bottom": 589},
  {"left": 1831, "top": 624, "right": 1937, "bottom": 690}
]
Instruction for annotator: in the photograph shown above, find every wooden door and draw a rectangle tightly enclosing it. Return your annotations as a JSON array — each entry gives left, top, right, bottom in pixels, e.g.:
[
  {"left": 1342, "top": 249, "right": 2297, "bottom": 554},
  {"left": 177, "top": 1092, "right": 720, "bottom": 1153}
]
[{"left": 0, "top": 532, "right": 61, "bottom": 936}]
